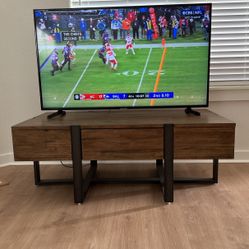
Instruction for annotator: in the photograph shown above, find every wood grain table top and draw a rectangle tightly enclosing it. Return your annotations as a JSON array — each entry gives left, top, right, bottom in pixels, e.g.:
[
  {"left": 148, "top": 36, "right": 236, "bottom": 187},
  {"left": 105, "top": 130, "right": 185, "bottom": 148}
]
[{"left": 13, "top": 109, "right": 235, "bottom": 129}]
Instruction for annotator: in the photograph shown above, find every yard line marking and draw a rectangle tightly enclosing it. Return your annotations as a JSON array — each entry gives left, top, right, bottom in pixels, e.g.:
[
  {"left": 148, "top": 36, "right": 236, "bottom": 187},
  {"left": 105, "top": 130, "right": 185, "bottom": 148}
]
[
  {"left": 63, "top": 49, "right": 97, "bottom": 108},
  {"left": 40, "top": 49, "right": 55, "bottom": 71},
  {"left": 133, "top": 48, "right": 152, "bottom": 107},
  {"left": 150, "top": 47, "right": 167, "bottom": 106}
]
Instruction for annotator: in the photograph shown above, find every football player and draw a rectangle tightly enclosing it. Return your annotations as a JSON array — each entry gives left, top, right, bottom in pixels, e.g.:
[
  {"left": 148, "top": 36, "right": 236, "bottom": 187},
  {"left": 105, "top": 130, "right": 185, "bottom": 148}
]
[
  {"left": 98, "top": 46, "right": 106, "bottom": 64},
  {"left": 60, "top": 41, "right": 73, "bottom": 71},
  {"left": 104, "top": 42, "right": 114, "bottom": 53},
  {"left": 106, "top": 48, "right": 118, "bottom": 70},
  {"left": 51, "top": 49, "right": 60, "bottom": 76},
  {"left": 125, "top": 33, "right": 135, "bottom": 55},
  {"left": 105, "top": 42, "right": 116, "bottom": 64}
]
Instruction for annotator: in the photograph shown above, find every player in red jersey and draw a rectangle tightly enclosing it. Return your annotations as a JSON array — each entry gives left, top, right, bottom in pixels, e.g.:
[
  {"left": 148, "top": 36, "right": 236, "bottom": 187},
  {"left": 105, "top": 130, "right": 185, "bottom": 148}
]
[
  {"left": 104, "top": 42, "right": 118, "bottom": 70},
  {"left": 104, "top": 42, "right": 114, "bottom": 53},
  {"left": 125, "top": 33, "right": 135, "bottom": 55},
  {"left": 106, "top": 48, "right": 118, "bottom": 70}
]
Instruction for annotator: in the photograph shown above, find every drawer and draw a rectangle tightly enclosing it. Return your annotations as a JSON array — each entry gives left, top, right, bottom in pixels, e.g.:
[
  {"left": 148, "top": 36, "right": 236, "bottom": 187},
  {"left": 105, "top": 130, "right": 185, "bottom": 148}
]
[
  {"left": 12, "top": 128, "right": 71, "bottom": 161},
  {"left": 12, "top": 123, "right": 235, "bottom": 161},
  {"left": 174, "top": 124, "right": 235, "bottom": 159},
  {"left": 82, "top": 128, "right": 163, "bottom": 160}
]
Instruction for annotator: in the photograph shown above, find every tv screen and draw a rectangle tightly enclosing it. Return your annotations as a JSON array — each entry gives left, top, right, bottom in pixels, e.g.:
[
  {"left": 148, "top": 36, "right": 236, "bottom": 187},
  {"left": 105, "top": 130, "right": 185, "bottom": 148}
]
[{"left": 34, "top": 3, "right": 211, "bottom": 110}]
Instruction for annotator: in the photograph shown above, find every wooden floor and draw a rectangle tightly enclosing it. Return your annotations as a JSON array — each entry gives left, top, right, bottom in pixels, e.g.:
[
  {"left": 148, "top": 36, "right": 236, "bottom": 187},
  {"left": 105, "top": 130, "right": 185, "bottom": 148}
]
[{"left": 0, "top": 162, "right": 249, "bottom": 249}]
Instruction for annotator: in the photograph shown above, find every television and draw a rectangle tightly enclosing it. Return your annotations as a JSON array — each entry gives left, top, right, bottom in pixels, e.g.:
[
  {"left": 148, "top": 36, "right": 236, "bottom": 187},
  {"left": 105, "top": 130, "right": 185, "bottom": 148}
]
[{"left": 33, "top": 3, "right": 211, "bottom": 111}]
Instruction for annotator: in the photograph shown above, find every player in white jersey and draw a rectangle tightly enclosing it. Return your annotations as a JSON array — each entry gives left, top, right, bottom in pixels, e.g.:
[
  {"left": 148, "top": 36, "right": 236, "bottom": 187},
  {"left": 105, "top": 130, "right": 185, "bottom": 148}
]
[
  {"left": 125, "top": 33, "right": 135, "bottom": 55},
  {"left": 106, "top": 48, "right": 118, "bottom": 70}
]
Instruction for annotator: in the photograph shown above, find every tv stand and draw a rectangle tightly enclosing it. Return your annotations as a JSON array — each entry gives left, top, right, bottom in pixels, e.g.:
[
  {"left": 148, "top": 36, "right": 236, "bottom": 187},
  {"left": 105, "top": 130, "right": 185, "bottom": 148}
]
[
  {"left": 185, "top": 107, "right": 201, "bottom": 116},
  {"left": 11, "top": 109, "right": 235, "bottom": 204},
  {"left": 47, "top": 110, "right": 66, "bottom": 119}
]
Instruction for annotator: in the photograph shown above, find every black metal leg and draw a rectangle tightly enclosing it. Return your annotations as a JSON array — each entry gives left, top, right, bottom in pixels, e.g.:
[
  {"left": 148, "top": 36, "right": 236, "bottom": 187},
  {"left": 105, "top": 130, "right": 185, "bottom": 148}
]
[
  {"left": 90, "top": 160, "right": 98, "bottom": 178},
  {"left": 33, "top": 161, "right": 41, "bottom": 185},
  {"left": 82, "top": 161, "right": 98, "bottom": 199},
  {"left": 163, "top": 124, "right": 174, "bottom": 203},
  {"left": 213, "top": 159, "right": 219, "bottom": 183},
  {"left": 156, "top": 159, "right": 164, "bottom": 185},
  {"left": 156, "top": 159, "right": 163, "bottom": 167},
  {"left": 71, "top": 126, "right": 83, "bottom": 204}
]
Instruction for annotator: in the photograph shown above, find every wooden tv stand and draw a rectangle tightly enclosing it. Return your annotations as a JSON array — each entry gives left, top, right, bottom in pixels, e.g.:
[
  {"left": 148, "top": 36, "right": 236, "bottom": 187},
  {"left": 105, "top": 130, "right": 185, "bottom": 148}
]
[{"left": 11, "top": 109, "right": 235, "bottom": 204}]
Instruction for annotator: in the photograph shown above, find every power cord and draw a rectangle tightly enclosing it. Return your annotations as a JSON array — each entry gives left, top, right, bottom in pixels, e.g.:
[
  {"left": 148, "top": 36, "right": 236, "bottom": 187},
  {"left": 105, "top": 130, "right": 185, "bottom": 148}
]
[
  {"left": 60, "top": 161, "right": 90, "bottom": 168},
  {"left": 60, "top": 161, "right": 73, "bottom": 168}
]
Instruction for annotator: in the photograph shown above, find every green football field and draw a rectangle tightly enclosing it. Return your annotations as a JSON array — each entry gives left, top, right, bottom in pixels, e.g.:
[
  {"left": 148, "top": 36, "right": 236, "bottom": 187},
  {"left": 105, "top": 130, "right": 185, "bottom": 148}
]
[{"left": 39, "top": 45, "right": 209, "bottom": 108}]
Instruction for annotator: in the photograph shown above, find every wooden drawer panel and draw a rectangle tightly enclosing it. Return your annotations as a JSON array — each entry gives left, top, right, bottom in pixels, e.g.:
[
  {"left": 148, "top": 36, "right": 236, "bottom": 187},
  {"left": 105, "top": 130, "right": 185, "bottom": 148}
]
[
  {"left": 11, "top": 123, "right": 235, "bottom": 161},
  {"left": 82, "top": 128, "right": 163, "bottom": 160},
  {"left": 12, "top": 128, "right": 71, "bottom": 161},
  {"left": 174, "top": 124, "right": 235, "bottom": 159}
]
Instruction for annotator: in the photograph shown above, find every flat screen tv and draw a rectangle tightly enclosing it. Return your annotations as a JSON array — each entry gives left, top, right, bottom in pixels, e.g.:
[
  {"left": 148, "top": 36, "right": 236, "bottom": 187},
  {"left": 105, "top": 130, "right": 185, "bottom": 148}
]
[{"left": 34, "top": 3, "right": 211, "bottom": 110}]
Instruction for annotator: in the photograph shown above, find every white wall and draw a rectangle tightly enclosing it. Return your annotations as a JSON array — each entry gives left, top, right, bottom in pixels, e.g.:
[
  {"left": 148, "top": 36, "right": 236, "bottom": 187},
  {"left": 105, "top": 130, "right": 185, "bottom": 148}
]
[
  {"left": 0, "top": 0, "right": 248, "bottom": 166},
  {"left": 209, "top": 87, "right": 249, "bottom": 160},
  {"left": 0, "top": 0, "right": 69, "bottom": 165}
]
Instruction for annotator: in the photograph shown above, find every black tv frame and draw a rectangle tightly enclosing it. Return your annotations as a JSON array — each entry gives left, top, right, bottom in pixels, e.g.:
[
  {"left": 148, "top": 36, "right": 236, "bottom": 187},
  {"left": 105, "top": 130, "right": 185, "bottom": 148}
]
[{"left": 33, "top": 3, "right": 212, "bottom": 112}]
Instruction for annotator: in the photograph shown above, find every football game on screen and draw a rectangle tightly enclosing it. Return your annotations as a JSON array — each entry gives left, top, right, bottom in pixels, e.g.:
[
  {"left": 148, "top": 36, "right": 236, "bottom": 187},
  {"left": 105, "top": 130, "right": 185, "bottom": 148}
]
[{"left": 34, "top": 4, "right": 211, "bottom": 109}]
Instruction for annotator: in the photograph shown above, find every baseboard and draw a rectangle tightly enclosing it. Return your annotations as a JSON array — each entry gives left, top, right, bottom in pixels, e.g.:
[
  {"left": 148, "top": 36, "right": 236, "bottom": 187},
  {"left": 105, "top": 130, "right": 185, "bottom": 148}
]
[
  {"left": 0, "top": 153, "right": 14, "bottom": 167},
  {"left": 1, "top": 150, "right": 249, "bottom": 167},
  {"left": 233, "top": 150, "right": 249, "bottom": 161}
]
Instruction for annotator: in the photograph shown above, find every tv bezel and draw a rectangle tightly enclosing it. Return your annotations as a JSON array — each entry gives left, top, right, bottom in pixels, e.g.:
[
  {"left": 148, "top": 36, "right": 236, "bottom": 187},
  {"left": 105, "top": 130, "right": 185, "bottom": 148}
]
[{"left": 33, "top": 3, "right": 212, "bottom": 111}]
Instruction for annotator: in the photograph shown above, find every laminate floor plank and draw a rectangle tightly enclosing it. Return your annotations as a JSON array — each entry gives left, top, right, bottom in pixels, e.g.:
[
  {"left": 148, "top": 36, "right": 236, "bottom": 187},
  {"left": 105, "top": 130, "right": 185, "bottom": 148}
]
[{"left": 0, "top": 163, "right": 248, "bottom": 249}]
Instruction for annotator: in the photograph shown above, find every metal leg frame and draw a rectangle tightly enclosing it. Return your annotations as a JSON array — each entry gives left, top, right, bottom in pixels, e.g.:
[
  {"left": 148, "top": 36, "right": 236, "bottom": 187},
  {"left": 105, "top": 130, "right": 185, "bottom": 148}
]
[
  {"left": 93, "top": 158, "right": 160, "bottom": 183},
  {"left": 33, "top": 124, "right": 219, "bottom": 204},
  {"left": 163, "top": 124, "right": 174, "bottom": 203},
  {"left": 174, "top": 159, "right": 219, "bottom": 184},
  {"left": 33, "top": 159, "right": 98, "bottom": 204},
  {"left": 213, "top": 158, "right": 219, "bottom": 183},
  {"left": 33, "top": 126, "right": 98, "bottom": 204},
  {"left": 71, "top": 126, "right": 83, "bottom": 203},
  {"left": 33, "top": 161, "right": 72, "bottom": 186},
  {"left": 33, "top": 161, "right": 41, "bottom": 185}
]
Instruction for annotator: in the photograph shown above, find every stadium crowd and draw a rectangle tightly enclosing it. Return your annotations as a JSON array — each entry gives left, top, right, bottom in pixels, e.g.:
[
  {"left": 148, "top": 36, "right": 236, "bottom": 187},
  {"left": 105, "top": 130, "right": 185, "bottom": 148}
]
[{"left": 36, "top": 6, "right": 210, "bottom": 42}]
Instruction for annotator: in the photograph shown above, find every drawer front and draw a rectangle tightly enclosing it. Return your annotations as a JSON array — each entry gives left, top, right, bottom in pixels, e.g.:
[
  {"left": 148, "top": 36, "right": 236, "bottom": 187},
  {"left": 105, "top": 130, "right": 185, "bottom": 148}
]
[
  {"left": 12, "top": 128, "right": 71, "bottom": 161},
  {"left": 174, "top": 124, "right": 235, "bottom": 159},
  {"left": 12, "top": 124, "right": 235, "bottom": 161},
  {"left": 82, "top": 128, "right": 163, "bottom": 160}
]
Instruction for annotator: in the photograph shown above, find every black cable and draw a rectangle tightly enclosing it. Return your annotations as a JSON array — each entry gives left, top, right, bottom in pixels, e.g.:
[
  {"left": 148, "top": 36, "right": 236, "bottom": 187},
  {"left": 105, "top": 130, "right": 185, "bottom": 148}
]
[
  {"left": 60, "top": 161, "right": 73, "bottom": 168},
  {"left": 59, "top": 161, "right": 90, "bottom": 168}
]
